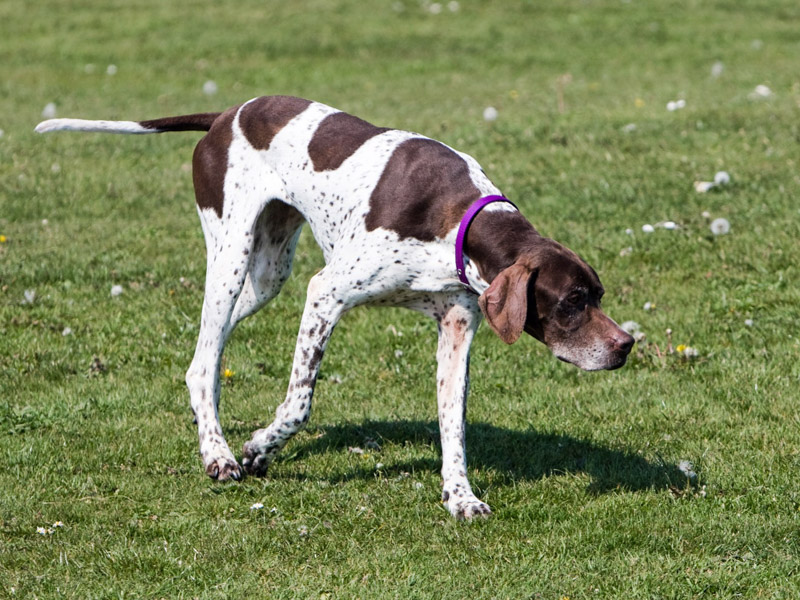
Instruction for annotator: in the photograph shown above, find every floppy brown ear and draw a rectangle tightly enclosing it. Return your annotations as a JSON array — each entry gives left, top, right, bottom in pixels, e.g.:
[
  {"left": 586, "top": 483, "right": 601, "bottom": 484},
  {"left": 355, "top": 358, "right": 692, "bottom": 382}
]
[{"left": 478, "top": 263, "right": 531, "bottom": 344}]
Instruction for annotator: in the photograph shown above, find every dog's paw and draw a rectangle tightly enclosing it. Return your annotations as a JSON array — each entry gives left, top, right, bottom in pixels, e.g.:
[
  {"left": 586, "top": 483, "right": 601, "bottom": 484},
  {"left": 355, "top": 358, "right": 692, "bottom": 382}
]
[
  {"left": 442, "top": 489, "right": 492, "bottom": 521},
  {"left": 241, "top": 440, "right": 274, "bottom": 477},
  {"left": 204, "top": 456, "right": 243, "bottom": 482}
]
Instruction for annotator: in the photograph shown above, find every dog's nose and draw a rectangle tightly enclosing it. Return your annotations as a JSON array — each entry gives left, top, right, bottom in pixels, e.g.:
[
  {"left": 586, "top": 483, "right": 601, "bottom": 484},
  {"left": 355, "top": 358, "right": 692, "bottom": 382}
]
[{"left": 613, "top": 331, "right": 635, "bottom": 354}]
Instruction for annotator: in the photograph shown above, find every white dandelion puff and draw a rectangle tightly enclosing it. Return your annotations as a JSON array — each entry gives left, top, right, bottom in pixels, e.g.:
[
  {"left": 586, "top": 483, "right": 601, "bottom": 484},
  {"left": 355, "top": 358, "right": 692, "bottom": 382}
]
[
  {"left": 42, "top": 103, "right": 57, "bottom": 119},
  {"left": 483, "top": 106, "right": 498, "bottom": 122},
  {"left": 713, "top": 171, "right": 731, "bottom": 185},
  {"left": 710, "top": 217, "right": 730, "bottom": 235},
  {"left": 682, "top": 346, "right": 699, "bottom": 358},
  {"left": 203, "top": 80, "right": 218, "bottom": 95},
  {"left": 641, "top": 224, "right": 655, "bottom": 234},
  {"left": 106, "top": 64, "right": 118, "bottom": 76},
  {"left": 678, "top": 460, "right": 698, "bottom": 480},
  {"left": 620, "top": 321, "right": 641, "bottom": 335},
  {"left": 110, "top": 284, "right": 124, "bottom": 297}
]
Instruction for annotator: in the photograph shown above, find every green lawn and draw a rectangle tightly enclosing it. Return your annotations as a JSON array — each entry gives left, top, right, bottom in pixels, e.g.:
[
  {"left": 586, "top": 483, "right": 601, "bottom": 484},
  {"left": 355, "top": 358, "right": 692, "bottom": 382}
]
[{"left": 2, "top": 0, "right": 800, "bottom": 597}]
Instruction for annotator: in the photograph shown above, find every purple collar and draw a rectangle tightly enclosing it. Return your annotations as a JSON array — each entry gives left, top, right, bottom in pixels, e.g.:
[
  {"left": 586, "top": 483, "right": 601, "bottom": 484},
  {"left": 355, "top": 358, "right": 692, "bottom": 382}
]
[{"left": 455, "top": 194, "right": 517, "bottom": 292}]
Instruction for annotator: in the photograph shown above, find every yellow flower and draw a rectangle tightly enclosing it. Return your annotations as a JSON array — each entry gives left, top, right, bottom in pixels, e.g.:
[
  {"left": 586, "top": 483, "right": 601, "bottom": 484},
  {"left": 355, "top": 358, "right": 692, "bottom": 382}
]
[
  {"left": 676, "top": 344, "right": 687, "bottom": 353},
  {"left": 223, "top": 368, "right": 235, "bottom": 379},
  {"left": 0, "top": 234, "right": 7, "bottom": 243},
  {"left": 635, "top": 98, "right": 645, "bottom": 108}
]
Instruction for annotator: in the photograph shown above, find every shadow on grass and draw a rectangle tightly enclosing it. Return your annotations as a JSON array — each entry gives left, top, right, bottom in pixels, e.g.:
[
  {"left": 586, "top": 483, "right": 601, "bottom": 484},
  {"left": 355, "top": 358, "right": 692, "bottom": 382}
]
[{"left": 281, "top": 419, "right": 687, "bottom": 494}]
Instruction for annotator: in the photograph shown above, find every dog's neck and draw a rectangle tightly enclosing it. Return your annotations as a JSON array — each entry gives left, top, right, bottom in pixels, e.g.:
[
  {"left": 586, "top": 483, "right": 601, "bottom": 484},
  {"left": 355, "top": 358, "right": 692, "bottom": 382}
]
[{"left": 464, "top": 209, "right": 542, "bottom": 285}]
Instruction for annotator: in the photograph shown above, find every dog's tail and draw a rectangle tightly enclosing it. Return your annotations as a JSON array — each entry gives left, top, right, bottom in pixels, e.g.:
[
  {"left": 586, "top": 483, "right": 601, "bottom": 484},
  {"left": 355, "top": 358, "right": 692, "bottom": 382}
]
[{"left": 35, "top": 112, "right": 222, "bottom": 135}]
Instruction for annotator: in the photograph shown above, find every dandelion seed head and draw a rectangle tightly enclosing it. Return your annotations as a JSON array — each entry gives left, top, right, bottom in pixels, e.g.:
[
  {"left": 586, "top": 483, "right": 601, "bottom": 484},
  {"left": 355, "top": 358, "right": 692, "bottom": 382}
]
[
  {"left": 683, "top": 346, "right": 699, "bottom": 358},
  {"left": 42, "top": 103, "right": 57, "bottom": 119},
  {"left": 203, "top": 80, "right": 218, "bottom": 95},
  {"left": 620, "top": 321, "right": 641, "bottom": 335},
  {"left": 106, "top": 64, "right": 118, "bottom": 76},
  {"left": 483, "top": 106, "right": 498, "bottom": 122},
  {"left": 110, "top": 284, "right": 124, "bottom": 297},
  {"left": 642, "top": 224, "right": 655, "bottom": 233},
  {"left": 710, "top": 217, "right": 730, "bottom": 235},
  {"left": 713, "top": 171, "right": 730, "bottom": 185},
  {"left": 678, "top": 460, "right": 698, "bottom": 479}
]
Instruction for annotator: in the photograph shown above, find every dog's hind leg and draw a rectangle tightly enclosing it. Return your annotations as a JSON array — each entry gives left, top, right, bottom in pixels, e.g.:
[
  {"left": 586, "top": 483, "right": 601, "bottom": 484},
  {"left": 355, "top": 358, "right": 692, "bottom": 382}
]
[{"left": 185, "top": 198, "right": 304, "bottom": 481}]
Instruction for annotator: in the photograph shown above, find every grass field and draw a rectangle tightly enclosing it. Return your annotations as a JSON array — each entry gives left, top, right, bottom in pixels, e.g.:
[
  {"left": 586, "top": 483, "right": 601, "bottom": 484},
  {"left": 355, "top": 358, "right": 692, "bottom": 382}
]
[{"left": 3, "top": 0, "right": 800, "bottom": 597}]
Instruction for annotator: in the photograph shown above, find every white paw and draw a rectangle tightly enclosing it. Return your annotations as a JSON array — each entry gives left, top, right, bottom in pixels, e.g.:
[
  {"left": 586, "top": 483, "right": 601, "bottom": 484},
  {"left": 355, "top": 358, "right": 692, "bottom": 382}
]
[
  {"left": 442, "top": 488, "right": 492, "bottom": 520},
  {"left": 203, "top": 453, "right": 242, "bottom": 481}
]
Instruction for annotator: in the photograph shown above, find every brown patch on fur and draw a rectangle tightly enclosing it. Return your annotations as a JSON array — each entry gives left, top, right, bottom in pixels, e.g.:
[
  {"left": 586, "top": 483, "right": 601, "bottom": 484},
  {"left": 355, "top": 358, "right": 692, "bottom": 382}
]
[
  {"left": 192, "top": 105, "right": 240, "bottom": 218},
  {"left": 308, "top": 112, "right": 390, "bottom": 171},
  {"left": 366, "top": 138, "right": 481, "bottom": 241},
  {"left": 238, "top": 96, "right": 312, "bottom": 151}
]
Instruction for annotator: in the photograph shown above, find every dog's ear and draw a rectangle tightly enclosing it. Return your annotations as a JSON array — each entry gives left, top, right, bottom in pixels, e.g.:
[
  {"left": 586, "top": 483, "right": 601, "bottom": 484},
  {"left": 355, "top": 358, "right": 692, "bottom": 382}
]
[{"left": 478, "top": 263, "right": 532, "bottom": 344}]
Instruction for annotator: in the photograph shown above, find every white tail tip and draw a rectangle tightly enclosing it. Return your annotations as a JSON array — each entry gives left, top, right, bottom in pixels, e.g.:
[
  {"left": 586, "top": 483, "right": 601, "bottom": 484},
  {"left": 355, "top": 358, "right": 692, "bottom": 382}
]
[{"left": 34, "top": 118, "right": 153, "bottom": 135}]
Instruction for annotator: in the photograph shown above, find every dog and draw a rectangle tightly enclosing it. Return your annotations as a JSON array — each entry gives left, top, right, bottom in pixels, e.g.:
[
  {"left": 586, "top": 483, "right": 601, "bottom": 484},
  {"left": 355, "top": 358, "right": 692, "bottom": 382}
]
[{"left": 36, "top": 96, "right": 633, "bottom": 519}]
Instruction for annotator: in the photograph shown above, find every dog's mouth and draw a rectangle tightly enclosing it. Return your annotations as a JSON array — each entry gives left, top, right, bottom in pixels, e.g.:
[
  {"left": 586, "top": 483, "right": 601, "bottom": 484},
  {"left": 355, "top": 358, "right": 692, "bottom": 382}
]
[{"left": 553, "top": 347, "right": 631, "bottom": 372}]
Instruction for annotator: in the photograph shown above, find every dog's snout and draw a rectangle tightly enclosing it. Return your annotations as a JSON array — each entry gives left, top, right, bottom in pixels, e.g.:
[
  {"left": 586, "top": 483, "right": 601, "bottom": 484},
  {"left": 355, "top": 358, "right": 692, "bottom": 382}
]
[{"left": 613, "top": 330, "right": 635, "bottom": 355}]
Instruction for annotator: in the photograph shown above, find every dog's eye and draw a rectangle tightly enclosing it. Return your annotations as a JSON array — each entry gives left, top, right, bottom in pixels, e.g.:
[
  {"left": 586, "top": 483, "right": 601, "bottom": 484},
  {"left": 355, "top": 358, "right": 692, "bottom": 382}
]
[{"left": 565, "top": 291, "right": 586, "bottom": 307}]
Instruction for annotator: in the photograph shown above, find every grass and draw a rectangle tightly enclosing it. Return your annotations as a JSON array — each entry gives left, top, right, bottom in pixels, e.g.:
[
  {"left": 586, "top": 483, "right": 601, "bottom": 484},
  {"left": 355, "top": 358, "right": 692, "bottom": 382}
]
[{"left": 2, "top": 0, "right": 800, "bottom": 597}]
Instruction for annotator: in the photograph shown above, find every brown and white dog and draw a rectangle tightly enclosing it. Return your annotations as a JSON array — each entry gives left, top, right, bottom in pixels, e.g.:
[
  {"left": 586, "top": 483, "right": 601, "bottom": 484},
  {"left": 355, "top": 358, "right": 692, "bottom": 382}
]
[{"left": 37, "top": 96, "right": 633, "bottom": 519}]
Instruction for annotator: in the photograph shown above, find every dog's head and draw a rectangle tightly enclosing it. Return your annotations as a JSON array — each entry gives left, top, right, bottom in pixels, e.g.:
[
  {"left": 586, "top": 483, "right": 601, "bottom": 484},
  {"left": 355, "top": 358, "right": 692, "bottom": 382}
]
[{"left": 477, "top": 239, "right": 633, "bottom": 371}]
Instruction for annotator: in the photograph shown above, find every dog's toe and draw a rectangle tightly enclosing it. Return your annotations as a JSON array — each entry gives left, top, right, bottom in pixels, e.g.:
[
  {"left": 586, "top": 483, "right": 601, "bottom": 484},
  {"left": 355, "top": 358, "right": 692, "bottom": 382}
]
[
  {"left": 205, "top": 457, "right": 243, "bottom": 482},
  {"left": 443, "top": 491, "right": 492, "bottom": 521},
  {"left": 455, "top": 501, "right": 492, "bottom": 521}
]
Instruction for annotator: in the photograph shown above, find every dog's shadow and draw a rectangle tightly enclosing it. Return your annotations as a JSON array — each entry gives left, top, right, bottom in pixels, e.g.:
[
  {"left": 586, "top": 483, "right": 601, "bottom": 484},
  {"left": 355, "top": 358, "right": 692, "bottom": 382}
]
[{"left": 277, "top": 419, "right": 688, "bottom": 494}]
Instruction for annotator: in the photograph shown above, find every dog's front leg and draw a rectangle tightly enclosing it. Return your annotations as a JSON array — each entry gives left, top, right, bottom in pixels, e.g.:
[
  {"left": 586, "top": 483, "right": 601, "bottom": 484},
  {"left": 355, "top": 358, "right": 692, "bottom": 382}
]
[
  {"left": 242, "top": 268, "right": 346, "bottom": 475},
  {"left": 432, "top": 296, "right": 491, "bottom": 520}
]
